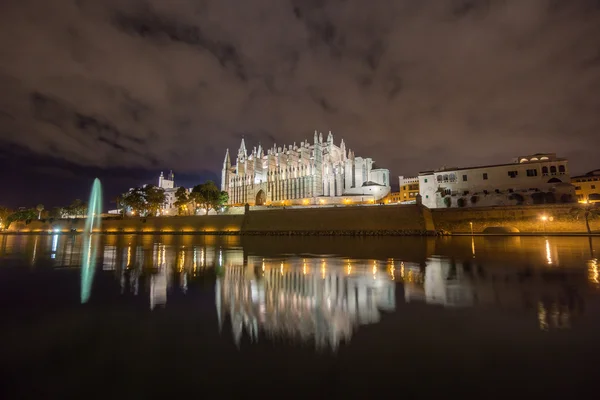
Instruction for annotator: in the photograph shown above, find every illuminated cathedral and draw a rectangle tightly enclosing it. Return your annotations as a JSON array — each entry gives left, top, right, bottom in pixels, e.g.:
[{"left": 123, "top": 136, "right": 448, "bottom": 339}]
[{"left": 221, "top": 131, "right": 391, "bottom": 205}]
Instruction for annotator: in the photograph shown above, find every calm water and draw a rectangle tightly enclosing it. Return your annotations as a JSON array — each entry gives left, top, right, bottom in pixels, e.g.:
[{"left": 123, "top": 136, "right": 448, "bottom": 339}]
[{"left": 1, "top": 234, "right": 600, "bottom": 397}]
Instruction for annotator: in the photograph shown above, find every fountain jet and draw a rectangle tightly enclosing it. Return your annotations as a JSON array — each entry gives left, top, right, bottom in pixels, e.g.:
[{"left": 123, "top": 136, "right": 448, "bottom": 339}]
[{"left": 81, "top": 178, "right": 102, "bottom": 304}]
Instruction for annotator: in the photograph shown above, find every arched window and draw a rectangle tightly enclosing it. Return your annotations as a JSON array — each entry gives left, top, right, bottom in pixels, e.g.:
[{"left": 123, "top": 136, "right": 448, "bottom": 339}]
[
  {"left": 558, "top": 165, "right": 566, "bottom": 174},
  {"left": 550, "top": 166, "right": 557, "bottom": 175},
  {"left": 443, "top": 174, "right": 449, "bottom": 182},
  {"left": 449, "top": 173, "right": 457, "bottom": 182},
  {"left": 542, "top": 166, "right": 549, "bottom": 175},
  {"left": 437, "top": 175, "right": 443, "bottom": 183}
]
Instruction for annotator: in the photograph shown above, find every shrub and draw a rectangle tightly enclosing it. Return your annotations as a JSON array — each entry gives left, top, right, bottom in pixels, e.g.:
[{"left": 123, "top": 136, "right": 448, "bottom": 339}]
[
  {"left": 470, "top": 195, "right": 479, "bottom": 204},
  {"left": 457, "top": 197, "right": 466, "bottom": 207},
  {"left": 443, "top": 196, "right": 452, "bottom": 208},
  {"left": 544, "top": 192, "right": 556, "bottom": 204},
  {"left": 531, "top": 192, "right": 545, "bottom": 205},
  {"left": 509, "top": 193, "right": 525, "bottom": 205},
  {"left": 560, "top": 194, "right": 574, "bottom": 203}
]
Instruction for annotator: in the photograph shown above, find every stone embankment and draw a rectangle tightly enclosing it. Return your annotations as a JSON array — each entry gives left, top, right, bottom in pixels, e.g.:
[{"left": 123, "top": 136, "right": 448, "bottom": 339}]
[
  {"left": 431, "top": 204, "right": 597, "bottom": 234},
  {"left": 6, "top": 203, "right": 595, "bottom": 235},
  {"left": 6, "top": 204, "right": 436, "bottom": 236}
]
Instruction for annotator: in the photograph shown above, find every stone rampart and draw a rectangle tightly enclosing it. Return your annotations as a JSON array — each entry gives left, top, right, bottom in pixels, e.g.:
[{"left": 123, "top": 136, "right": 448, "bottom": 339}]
[
  {"left": 241, "top": 204, "right": 434, "bottom": 235},
  {"left": 432, "top": 204, "right": 597, "bottom": 234},
  {"left": 6, "top": 204, "right": 434, "bottom": 235},
  {"left": 8, "top": 215, "right": 245, "bottom": 234}
]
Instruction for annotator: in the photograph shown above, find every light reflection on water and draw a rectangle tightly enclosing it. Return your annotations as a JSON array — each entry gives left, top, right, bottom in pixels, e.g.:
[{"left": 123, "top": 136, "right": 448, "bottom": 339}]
[{"left": 1, "top": 234, "right": 599, "bottom": 349}]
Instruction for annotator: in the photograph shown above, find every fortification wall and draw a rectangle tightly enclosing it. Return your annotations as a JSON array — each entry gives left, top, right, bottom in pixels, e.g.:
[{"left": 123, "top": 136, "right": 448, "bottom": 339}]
[
  {"left": 7, "top": 204, "right": 434, "bottom": 235},
  {"left": 242, "top": 204, "right": 433, "bottom": 234},
  {"left": 8, "top": 215, "right": 245, "bottom": 234},
  {"left": 432, "top": 204, "right": 597, "bottom": 233}
]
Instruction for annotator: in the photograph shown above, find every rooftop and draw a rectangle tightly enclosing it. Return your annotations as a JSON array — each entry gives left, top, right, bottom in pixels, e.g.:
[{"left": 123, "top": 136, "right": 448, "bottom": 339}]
[{"left": 419, "top": 155, "right": 567, "bottom": 175}]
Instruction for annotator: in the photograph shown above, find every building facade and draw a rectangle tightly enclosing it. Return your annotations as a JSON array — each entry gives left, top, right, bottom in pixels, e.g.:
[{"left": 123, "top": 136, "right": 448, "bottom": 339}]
[
  {"left": 221, "top": 131, "right": 391, "bottom": 206},
  {"left": 157, "top": 171, "right": 188, "bottom": 216},
  {"left": 419, "top": 153, "right": 575, "bottom": 209},
  {"left": 399, "top": 176, "right": 420, "bottom": 203},
  {"left": 571, "top": 170, "right": 600, "bottom": 203}
]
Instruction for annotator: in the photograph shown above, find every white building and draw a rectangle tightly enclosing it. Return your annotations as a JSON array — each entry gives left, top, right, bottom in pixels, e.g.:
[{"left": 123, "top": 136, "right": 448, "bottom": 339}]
[
  {"left": 418, "top": 153, "right": 575, "bottom": 208},
  {"left": 222, "top": 131, "right": 391, "bottom": 206}
]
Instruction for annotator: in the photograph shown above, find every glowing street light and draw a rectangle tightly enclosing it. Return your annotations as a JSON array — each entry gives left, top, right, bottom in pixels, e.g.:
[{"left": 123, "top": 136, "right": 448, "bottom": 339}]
[{"left": 540, "top": 214, "right": 550, "bottom": 234}]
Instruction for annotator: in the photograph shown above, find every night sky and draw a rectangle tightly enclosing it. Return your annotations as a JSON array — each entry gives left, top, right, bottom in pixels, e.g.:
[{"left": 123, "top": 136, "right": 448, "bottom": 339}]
[{"left": 1, "top": 0, "right": 599, "bottom": 209}]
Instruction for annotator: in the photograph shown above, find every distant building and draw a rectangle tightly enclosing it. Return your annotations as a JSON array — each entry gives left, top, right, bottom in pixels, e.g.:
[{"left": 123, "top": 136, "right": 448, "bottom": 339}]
[
  {"left": 571, "top": 169, "right": 600, "bottom": 203},
  {"left": 221, "top": 131, "right": 391, "bottom": 206},
  {"left": 157, "top": 170, "right": 181, "bottom": 215},
  {"left": 387, "top": 192, "right": 402, "bottom": 203},
  {"left": 418, "top": 153, "right": 575, "bottom": 208},
  {"left": 399, "top": 176, "right": 420, "bottom": 203}
]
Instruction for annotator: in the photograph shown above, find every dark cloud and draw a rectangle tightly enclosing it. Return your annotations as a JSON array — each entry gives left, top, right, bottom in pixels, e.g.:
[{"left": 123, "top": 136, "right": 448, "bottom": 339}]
[{"left": 1, "top": 0, "right": 600, "bottom": 195}]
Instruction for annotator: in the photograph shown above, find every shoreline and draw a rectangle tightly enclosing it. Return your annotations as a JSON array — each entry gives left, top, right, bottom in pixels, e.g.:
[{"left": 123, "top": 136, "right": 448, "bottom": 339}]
[{"left": 2, "top": 230, "right": 599, "bottom": 237}]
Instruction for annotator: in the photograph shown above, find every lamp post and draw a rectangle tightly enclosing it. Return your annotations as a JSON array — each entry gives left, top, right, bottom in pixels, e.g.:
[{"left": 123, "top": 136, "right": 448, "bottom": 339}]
[{"left": 540, "top": 215, "right": 548, "bottom": 234}]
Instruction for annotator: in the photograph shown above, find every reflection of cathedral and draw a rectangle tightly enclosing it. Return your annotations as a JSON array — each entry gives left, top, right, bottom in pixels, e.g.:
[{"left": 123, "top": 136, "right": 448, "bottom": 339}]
[
  {"left": 403, "top": 257, "right": 586, "bottom": 330},
  {"left": 216, "top": 258, "right": 396, "bottom": 350}
]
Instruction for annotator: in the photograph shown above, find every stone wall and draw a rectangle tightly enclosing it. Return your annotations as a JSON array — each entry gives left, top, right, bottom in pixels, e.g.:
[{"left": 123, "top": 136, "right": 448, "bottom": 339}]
[
  {"left": 432, "top": 204, "right": 597, "bottom": 233},
  {"left": 241, "top": 204, "right": 433, "bottom": 234},
  {"left": 7, "top": 204, "right": 434, "bottom": 235},
  {"left": 8, "top": 215, "right": 245, "bottom": 234}
]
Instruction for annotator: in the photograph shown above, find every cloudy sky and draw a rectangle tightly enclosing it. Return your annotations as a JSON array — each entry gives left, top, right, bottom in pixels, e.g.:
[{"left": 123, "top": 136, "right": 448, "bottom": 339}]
[{"left": 1, "top": 0, "right": 599, "bottom": 207}]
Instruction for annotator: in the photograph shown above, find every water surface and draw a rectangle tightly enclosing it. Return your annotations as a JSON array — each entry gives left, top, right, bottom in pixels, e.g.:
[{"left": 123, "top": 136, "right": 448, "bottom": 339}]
[{"left": 1, "top": 234, "right": 599, "bottom": 397}]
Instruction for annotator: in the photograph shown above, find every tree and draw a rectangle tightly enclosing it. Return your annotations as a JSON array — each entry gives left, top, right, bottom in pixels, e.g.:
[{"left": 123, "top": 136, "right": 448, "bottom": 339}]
[
  {"left": 570, "top": 204, "right": 600, "bottom": 234},
  {"left": 214, "top": 191, "right": 229, "bottom": 212},
  {"left": 142, "top": 185, "right": 166, "bottom": 216},
  {"left": 5, "top": 208, "right": 37, "bottom": 228},
  {"left": 457, "top": 197, "right": 466, "bottom": 207},
  {"left": 36, "top": 204, "right": 44, "bottom": 219},
  {"left": 191, "top": 181, "right": 220, "bottom": 215},
  {"left": 174, "top": 187, "right": 190, "bottom": 215},
  {"left": 121, "top": 188, "right": 146, "bottom": 216},
  {"left": 0, "top": 206, "right": 13, "bottom": 229},
  {"left": 69, "top": 199, "right": 87, "bottom": 217},
  {"left": 443, "top": 196, "right": 452, "bottom": 208}
]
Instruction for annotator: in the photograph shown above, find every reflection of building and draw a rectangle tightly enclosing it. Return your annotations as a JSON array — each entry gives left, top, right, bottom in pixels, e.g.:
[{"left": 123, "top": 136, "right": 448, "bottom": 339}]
[
  {"left": 419, "top": 153, "right": 574, "bottom": 208},
  {"left": 222, "top": 132, "right": 391, "bottom": 206},
  {"left": 571, "top": 169, "right": 600, "bottom": 203},
  {"left": 403, "top": 257, "right": 585, "bottom": 330},
  {"left": 399, "top": 176, "right": 420, "bottom": 204},
  {"left": 216, "top": 258, "right": 396, "bottom": 350}
]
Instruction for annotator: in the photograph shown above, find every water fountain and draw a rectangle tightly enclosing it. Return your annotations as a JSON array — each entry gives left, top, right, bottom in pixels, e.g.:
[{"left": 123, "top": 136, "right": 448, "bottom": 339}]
[{"left": 81, "top": 178, "right": 102, "bottom": 304}]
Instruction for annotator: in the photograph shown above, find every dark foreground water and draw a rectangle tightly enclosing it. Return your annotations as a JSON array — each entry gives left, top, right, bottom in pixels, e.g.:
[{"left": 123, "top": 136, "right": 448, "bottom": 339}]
[{"left": 1, "top": 234, "right": 600, "bottom": 398}]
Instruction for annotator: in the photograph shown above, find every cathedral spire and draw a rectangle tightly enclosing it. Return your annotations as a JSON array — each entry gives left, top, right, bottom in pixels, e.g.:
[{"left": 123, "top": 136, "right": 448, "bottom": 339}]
[
  {"left": 223, "top": 148, "right": 231, "bottom": 167},
  {"left": 239, "top": 137, "right": 247, "bottom": 158}
]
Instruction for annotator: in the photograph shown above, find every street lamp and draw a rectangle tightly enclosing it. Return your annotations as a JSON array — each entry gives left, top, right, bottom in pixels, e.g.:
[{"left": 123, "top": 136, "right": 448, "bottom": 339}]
[{"left": 540, "top": 215, "right": 548, "bottom": 234}]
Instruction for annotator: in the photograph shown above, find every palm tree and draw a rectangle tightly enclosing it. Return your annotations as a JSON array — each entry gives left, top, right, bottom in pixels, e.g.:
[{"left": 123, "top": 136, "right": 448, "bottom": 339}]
[
  {"left": 570, "top": 203, "right": 600, "bottom": 234},
  {"left": 36, "top": 204, "right": 44, "bottom": 220}
]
